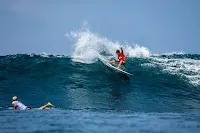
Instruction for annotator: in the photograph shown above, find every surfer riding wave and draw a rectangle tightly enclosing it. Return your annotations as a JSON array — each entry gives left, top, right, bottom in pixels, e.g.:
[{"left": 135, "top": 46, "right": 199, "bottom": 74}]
[{"left": 109, "top": 47, "right": 126, "bottom": 69}]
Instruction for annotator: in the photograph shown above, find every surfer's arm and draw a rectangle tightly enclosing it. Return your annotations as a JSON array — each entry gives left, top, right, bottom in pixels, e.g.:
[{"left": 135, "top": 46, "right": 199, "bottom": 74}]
[{"left": 121, "top": 47, "right": 124, "bottom": 54}]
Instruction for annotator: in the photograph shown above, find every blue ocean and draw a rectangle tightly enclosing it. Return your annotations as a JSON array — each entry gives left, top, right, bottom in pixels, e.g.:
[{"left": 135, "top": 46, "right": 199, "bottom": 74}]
[{"left": 1, "top": 29, "right": 200, "bottom": 133}]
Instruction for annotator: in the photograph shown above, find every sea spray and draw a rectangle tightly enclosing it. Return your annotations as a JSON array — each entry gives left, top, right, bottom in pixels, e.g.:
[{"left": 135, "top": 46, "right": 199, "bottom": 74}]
[{"left": 66, "top": 22, "right": 151, "bottom": 64}]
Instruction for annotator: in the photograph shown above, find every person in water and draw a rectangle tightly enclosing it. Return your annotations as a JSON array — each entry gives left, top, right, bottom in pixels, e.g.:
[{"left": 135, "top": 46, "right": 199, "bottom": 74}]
[
  {"left": 12, "top": 96, "right": 53, "bottom": 110},
  {"left": 109, "top": 47, "right": 126, "bottom": 68}
]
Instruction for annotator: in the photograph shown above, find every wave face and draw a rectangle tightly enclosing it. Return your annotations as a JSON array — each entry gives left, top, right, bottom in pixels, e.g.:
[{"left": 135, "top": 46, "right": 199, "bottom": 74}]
[{"left": 0, "top": 53, "right": 200, "bottom": 112}]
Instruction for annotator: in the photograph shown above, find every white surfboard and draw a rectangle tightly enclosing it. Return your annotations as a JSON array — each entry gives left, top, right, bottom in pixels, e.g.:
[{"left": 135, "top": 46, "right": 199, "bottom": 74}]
[{"left": 99, "top": 57, "right": 133, "bottom": 76}]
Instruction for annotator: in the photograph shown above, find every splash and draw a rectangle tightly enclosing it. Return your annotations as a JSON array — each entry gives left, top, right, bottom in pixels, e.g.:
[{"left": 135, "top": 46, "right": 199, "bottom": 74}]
[
  {"left": 66, "top": 22, "right": 151, "bottom": 63},
  {"left": 154, "top": 52, "right": 185, "bottom": 56},
  {"left": 149, "top": 56, "right": 200, "bottom": 86}
]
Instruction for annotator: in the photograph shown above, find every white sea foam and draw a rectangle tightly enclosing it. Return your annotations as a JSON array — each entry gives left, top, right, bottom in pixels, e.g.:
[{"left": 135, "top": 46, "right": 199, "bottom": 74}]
[
  {"left": 31, "top": 52, "right": 68, "bottom": 58},
  {"left": 153, "top": 51, "right": 185, "bottom": 56},
  {"left": 40, "top": 52, "right": 50, "bottom": 58},
  {"left": 66, "top": 22, "right": 151, "bottom": 64},
  {"left": 150, "top": 57, "right": 200, "bottom": 86}
]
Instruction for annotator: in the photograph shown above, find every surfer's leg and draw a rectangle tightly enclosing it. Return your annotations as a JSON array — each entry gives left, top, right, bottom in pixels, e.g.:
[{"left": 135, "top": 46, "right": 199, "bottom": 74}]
[
  {"left": 39, "top": 102, "right": 53, "bottom": 110},
  {"left": 118, "top": 60, "right": 123, "bottom": 68},
  {"left": 109, "top": 60, "right": 116, "bottom": 64}
]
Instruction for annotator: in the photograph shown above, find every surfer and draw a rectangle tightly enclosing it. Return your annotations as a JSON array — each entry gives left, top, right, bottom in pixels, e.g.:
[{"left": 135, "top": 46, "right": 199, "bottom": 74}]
[
  {"left": 12, "top": 96, "right": 53, "bottom": 110},
  {"left": 109, "top": 47, "right": 126, "bottom": 68}
]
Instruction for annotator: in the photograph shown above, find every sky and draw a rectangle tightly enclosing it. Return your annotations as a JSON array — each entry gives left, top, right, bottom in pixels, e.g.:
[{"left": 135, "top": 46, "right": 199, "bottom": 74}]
[{"left": 0, "top": 0, "right": 200, "bottom": 55}]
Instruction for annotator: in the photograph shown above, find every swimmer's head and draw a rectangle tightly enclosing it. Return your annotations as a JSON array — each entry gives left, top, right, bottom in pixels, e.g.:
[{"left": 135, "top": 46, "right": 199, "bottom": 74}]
[{"left": 12, "top": 96, "right": 17, "bottom": 101}]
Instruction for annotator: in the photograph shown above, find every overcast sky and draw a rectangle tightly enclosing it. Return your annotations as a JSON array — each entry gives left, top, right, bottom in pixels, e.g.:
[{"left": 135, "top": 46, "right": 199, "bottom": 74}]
[{"left": 0, "top": 0, "right": 200, "bottom": 55}]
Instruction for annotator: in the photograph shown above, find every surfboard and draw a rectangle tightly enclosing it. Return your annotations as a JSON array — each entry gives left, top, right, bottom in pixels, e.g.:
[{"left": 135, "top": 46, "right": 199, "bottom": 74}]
[{"left": 99, "top": 57, "right": 133, "bottom": 76}]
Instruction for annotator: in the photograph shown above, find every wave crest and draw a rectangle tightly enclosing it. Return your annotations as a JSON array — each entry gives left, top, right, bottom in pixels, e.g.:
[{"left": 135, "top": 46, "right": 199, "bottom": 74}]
[{"left": 66, "top": 22, "right": 151, "bottom": 63}]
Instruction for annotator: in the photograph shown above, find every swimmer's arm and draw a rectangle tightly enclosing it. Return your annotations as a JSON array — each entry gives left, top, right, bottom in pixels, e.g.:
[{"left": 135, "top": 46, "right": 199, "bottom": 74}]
[{"left": 13, "top": 103, "right": 17, "bottom": 110}]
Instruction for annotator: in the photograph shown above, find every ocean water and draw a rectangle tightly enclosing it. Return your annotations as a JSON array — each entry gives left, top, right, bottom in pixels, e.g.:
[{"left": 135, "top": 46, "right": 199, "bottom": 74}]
[
  {"left": 1, "top": 109, "right": 200, "bottom": 133},
  {"left": 0, "top": 54, "right": 200, "bottom": 133},
  {"left": 1, "top": 26, "right": 200, "bottom": 133}
]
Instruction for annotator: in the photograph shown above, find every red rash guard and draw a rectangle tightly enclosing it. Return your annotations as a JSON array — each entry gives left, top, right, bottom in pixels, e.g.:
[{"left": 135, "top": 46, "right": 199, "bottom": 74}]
[{"left": 118, "top": 53, "right": 125, "bottom": 62}]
